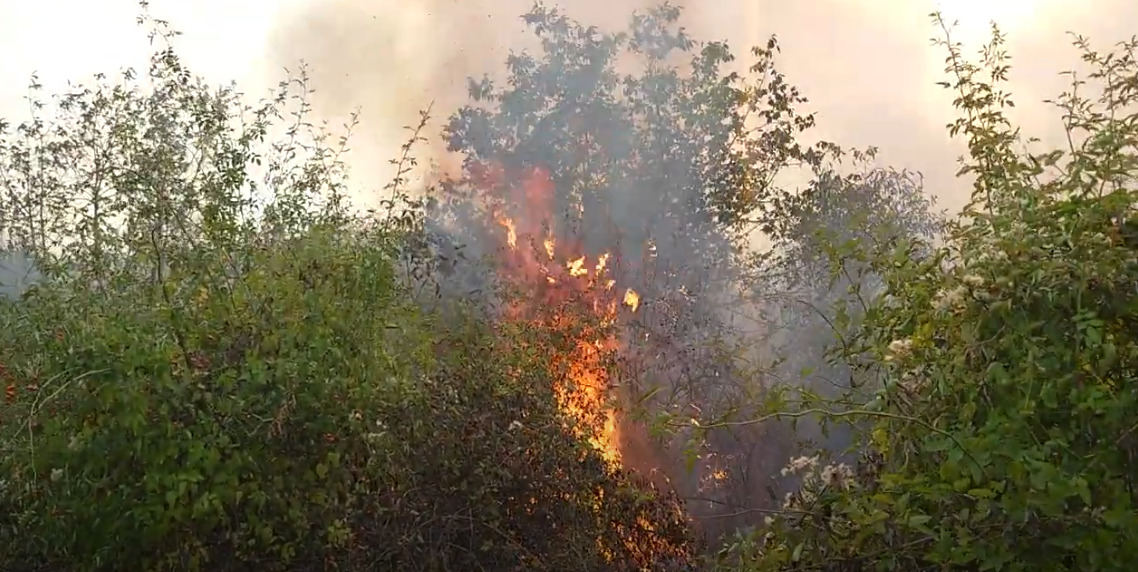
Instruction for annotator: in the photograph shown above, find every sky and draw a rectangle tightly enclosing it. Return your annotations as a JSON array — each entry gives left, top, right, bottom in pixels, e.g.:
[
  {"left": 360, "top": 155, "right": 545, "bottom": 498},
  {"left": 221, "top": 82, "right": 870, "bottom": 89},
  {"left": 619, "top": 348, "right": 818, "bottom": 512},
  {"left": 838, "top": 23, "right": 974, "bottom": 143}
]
[{"left": 1, "top": 0, "right": 1136, "bottom": 215}]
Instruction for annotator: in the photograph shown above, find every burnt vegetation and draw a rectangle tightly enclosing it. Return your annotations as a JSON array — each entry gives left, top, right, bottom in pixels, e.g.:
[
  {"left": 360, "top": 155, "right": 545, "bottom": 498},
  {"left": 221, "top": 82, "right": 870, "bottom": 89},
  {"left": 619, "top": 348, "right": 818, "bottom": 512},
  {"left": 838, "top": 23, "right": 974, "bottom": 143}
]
[{"left": 1, "top": 1, "right": 1137, "bottom": 571}]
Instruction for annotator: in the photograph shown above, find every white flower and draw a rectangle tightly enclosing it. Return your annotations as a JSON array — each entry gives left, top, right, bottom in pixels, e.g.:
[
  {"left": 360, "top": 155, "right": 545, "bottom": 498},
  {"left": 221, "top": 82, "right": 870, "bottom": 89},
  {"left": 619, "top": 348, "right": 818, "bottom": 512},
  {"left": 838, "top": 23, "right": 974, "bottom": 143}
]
[
  {"left": 886, "top": 338, "right": 913, "bottom": 360},
  {"left": 781, "top": 454, "right": 819, "bottom": 476},
  {"left": 821, "top": 463, "right": 853, "bottom": 490},
  {"left": 508, "top": 420, "right": 524, "bottom": 431},
  {"left": 962, "top": 274, "right": 985, "bottom": 287},
  {"left": 932, "top": 285, "right": 968, "bottom": 312}
]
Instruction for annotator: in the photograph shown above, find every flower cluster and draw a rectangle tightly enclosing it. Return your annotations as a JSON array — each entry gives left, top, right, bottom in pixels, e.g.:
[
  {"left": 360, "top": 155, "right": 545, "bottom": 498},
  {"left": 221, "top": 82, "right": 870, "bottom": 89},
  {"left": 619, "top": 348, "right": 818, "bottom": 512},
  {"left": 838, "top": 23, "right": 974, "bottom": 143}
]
[
  {"left": 770, "top": 453, "right": 855, "bottom": 524},
  {"left": 885, "top": 338, "right": 913, "bottom": 362}
]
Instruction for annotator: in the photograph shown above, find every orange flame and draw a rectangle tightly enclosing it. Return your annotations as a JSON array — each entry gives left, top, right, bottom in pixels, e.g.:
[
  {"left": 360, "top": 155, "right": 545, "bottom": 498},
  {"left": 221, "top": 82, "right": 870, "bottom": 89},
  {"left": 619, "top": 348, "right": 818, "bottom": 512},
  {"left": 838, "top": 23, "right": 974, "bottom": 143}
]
[
  {"left": 481, "top": 164, "right": 639, "bottom": 466},
  {"left": 623, "top": 289, "right": 640, "bottom": 312},
  {"left": 498, "top": 217, "right": 517, "bottom": 248}
]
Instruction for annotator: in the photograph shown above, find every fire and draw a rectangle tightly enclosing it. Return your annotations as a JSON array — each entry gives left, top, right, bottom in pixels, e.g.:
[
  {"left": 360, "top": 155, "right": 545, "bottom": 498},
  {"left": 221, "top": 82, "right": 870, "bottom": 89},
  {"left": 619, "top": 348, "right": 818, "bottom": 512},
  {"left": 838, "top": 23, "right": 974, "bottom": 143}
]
[
  {"left": 623, "top": 289, "right": 640, "bottom": 312},
  {"left": 467, "top": 161, "right": 698, "bottom": 568},
  {"left": 498, "top": 217, "right": 517, "bottom": 248},
  {"left": 481, "top": 163, "right": 639, "bottom": 466}
]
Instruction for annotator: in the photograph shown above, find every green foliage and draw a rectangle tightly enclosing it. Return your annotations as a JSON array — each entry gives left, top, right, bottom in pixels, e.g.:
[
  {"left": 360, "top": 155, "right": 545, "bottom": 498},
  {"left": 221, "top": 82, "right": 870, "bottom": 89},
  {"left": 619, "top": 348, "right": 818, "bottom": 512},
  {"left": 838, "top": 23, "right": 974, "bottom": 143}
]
[
  {"left": 381, "top": 316, "right": 696, "bottom": 572},
  {"left": 9, "top": 2, "right": 1138, "bottom": 571},
  {"left": 437, "top": 4, "right": 850, "bottom": 543},
  {"left": 0, "top": 225, "right": 425, "bottom": 570},
  {"left": 721, "top": 15, "right": 1138, "bottom": 572},
  {"left": 443, "top": 1, "right": 836, "bottom": 273},
  {"left": 0, "top": 8, "right": 695, "bottom": 571}
]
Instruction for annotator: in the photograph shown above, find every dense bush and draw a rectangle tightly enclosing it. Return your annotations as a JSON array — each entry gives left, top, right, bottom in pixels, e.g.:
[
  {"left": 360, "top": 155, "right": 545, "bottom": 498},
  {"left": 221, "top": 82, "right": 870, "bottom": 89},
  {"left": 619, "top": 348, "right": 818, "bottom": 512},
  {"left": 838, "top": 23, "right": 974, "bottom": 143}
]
[
  {"left": 435, "top": 2, "right": 855, "bottom": 541},
  {"left": 0, "top": 10, "right": 693, "bottom": 571},
  {"left": 719, "top": 16, "right": 1138, "bottom": 572},
  {"left": 4, "top": 2, "right": 1137, "bottom": 571}
]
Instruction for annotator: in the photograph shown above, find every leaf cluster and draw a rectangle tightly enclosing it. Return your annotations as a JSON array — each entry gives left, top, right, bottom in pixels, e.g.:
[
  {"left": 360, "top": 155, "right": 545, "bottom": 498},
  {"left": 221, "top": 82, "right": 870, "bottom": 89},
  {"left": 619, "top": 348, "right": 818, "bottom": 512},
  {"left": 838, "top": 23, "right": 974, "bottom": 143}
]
[
  {"left": 0, "top": 8, "right": 697, "bottom": 571},
  {"left": 723, "top": 15, "right": 1138, "bottom": 572}
]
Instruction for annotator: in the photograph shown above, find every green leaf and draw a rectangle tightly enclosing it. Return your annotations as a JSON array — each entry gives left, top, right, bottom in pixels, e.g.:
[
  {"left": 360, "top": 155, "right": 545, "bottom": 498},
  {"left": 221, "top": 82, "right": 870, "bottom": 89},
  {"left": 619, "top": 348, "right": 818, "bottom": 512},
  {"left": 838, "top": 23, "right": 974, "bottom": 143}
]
[{"left": 907, "top": 514, "right": 932, "bottom": 528}]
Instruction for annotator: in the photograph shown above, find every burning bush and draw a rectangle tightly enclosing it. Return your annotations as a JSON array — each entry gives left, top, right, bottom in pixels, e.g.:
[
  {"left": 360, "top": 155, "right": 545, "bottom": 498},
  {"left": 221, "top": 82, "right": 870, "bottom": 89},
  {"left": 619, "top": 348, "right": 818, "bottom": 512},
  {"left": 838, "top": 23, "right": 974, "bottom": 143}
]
[
  {"left": 374, "top": 316, "right": 697, "bottom": 572},
  {"left": 429, "top": 2, "right": 849, "bottom": 544},
  {"left": 0, "top": 15, "right": 696, "bottom": 571}
]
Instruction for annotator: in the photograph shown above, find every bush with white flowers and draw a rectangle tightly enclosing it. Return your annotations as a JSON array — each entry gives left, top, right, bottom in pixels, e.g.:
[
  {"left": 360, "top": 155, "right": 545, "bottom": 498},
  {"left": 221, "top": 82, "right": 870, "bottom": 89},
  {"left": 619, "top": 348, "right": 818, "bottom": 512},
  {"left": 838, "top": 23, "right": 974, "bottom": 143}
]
[{"left": 715, "top": 16, "right": 1138, "bottom": 572}]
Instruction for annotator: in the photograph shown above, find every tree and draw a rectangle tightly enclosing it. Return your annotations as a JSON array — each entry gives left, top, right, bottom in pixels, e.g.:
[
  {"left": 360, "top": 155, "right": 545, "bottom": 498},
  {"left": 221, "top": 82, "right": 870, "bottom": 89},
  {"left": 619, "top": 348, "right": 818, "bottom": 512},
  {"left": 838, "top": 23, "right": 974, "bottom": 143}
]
[
  {"left": 724, "top": 16, "right": 1138, "bottom": 571},
  {"left": 432, "top": 0, "right": 843, "bottom": 542},
  {"left": 747, "top": 163, "right": 944, "bottom": 463},
  {"left": 0, "top": 6, "right": 695, "bottom": 571}
]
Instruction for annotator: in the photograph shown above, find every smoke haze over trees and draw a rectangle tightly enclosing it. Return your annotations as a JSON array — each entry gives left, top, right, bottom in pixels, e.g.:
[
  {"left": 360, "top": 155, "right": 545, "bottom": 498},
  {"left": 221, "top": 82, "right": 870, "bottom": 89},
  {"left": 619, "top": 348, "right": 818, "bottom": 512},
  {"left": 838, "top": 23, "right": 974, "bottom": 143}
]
[
  {"left": 6, "top": 0, "right": 1136, "bottom": 212},
  {"left": 258, "top": 0, "right": 1138, "bottom": 213},
  {"left": 1, "top": 1, "right": 1137, "bottom": 571}
]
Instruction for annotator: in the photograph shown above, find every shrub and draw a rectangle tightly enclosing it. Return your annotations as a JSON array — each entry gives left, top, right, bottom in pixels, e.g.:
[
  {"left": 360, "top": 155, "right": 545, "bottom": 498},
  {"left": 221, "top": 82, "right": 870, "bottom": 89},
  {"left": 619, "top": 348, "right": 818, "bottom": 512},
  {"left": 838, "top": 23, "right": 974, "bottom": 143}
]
[
  {"left": 719, "top": 15, "right": 1138, "bottom": 572},
  {"left": 0, "top": 9, "right": 695, "bottom": 571}
]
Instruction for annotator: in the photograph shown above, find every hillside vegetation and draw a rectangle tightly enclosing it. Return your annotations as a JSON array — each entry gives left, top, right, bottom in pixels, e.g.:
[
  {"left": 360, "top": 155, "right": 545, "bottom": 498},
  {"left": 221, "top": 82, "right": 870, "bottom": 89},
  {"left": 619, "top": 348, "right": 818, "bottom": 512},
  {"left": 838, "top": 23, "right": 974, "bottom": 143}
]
[{"left": 0, "top": 3, "right": 1135, "bottom": 571}]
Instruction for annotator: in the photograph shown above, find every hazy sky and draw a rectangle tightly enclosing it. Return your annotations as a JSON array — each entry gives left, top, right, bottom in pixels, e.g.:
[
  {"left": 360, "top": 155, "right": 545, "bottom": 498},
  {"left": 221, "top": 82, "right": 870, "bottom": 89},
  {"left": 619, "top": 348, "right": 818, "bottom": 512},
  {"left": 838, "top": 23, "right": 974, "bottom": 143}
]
[{"left": 2, "top": 0, "right": 1135, "bottom": 214}]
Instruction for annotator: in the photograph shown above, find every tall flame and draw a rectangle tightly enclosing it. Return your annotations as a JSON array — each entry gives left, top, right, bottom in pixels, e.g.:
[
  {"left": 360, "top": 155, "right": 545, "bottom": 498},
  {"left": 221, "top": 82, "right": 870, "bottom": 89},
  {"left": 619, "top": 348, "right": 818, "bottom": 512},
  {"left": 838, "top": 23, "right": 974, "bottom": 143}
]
[
  {"left": 482, "top": 164, "right": 638, "bottom": 466},
  {"left": 470, "top": 162, "right": 698, "bottom": 569}
]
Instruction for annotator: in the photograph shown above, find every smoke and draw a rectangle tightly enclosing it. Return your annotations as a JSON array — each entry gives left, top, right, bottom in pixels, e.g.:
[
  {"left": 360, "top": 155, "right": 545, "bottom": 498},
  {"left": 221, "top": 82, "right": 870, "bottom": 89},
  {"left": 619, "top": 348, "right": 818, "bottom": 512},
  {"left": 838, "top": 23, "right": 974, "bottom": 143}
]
[
  {"left": 266, "top": 0, "right": 1138, "bottom": 215},
  {"left": 264, "top": 0, "right": 1138, "bottom": 546},
  {"left": 264, "top": 0, "right": 751, "bottom": 199}
]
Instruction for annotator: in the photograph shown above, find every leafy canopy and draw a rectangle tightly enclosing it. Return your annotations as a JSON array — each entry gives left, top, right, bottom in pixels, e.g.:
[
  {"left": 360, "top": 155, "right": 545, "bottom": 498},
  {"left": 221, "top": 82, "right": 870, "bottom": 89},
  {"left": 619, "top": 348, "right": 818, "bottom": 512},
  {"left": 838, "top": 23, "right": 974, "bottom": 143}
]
[
  {"left": 721, "top": 15, "right": 1138, "bottom": 572},
  {"left": 0, "top": 7, "right": 695, "bottom": 572}
]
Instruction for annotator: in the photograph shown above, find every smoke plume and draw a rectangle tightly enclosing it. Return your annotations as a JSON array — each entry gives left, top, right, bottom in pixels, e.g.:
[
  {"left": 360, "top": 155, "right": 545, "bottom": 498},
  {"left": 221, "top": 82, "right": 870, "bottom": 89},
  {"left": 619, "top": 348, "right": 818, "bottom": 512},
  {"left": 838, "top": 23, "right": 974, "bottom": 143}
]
[
  {"left": 264, "top": 0, "right": 1138, "bottom": 545},
  {"left": 266, "top": 0, "right": 1138, "bottom": 213}
]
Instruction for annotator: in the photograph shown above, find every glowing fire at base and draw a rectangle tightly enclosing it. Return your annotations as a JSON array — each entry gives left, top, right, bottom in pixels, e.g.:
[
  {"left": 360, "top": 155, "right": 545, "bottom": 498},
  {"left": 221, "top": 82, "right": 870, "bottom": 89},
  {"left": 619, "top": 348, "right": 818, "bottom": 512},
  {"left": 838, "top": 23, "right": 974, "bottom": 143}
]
[
  {"left": 483, "top": 164, "right": 639, "bottom": 466},
  {"left": 560, "top": 337, "right": 622, "bottom": 465}
]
